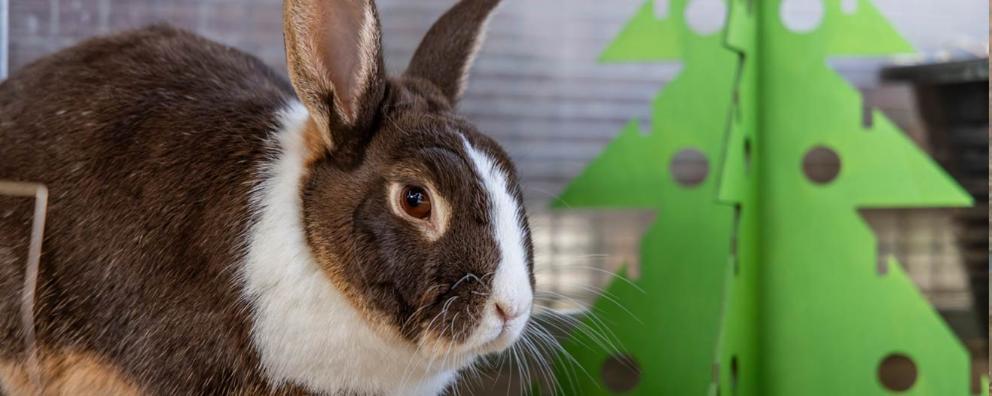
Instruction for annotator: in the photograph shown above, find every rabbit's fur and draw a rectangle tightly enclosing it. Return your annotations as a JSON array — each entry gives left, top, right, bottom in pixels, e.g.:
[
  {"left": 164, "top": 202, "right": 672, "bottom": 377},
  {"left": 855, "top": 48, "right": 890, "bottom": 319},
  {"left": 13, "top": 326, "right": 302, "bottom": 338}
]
[{"left": 0, "top": 0, "right": 532, "bottom": 395}]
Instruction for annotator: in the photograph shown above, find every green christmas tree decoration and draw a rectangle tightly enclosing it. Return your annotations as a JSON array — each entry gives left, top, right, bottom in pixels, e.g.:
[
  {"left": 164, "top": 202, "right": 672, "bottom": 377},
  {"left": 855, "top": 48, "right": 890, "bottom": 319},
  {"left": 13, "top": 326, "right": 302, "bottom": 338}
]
[
  {"left": 823, "top": 0, "right": 915, "bottom": 56},
  {"left": 552, "top": 0, "right": 738, "bottom": 394},
  {"left": 599, "top": 1, "right": 681, "bottom": 62},
  {"left": 550, "top": 0, "right": 986, "bottom": 395}
]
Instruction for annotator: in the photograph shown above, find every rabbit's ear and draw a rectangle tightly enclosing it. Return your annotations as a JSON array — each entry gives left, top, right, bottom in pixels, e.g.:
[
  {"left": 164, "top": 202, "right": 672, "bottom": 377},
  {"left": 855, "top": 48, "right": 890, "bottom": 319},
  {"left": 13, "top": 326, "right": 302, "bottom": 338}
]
[
  {"left": 283, "top": 0, "right": 386, "bottom": 160},
  {"left": 405, "top": 0, "right": 501, "bottom": 105}
]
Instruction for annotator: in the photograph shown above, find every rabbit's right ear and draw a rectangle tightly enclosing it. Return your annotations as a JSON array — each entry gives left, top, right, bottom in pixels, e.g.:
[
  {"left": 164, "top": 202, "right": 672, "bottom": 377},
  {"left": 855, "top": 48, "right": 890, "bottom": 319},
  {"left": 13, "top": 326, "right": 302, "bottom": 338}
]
[
  {"left": 283, "top": 0, "right": 386, "bottom": 163},
  {"left": 405, "top": 0, "right": 501, "bottom": 106}
]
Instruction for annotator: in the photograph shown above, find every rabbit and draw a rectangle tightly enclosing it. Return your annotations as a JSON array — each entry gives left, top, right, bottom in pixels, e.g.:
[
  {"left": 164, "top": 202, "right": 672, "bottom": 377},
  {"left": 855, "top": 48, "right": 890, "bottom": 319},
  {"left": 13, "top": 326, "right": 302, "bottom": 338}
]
[{"left": 0, "top": 0, "right": 535, "bottom": 394}]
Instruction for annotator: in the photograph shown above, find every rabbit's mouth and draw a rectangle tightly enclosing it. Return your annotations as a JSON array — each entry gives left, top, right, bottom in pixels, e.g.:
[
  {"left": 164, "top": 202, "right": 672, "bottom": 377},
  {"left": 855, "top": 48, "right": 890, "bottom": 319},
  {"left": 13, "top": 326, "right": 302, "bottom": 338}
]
[
  {"left": 461, "top": 301, "right": 533, "bottom": 356},
  {"left": 475, "top": 321, "right": 527, "bottom": 354},
  {"left": 415, "top": 299, "right": 532, "bottom": 365}
]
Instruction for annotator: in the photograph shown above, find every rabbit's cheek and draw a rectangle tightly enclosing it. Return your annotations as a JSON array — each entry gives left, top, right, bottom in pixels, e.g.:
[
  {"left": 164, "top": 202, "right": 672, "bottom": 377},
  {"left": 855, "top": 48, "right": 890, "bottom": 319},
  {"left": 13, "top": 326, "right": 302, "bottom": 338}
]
[{"left": 458, "top": 137, "right": 534, "bottom": 353}]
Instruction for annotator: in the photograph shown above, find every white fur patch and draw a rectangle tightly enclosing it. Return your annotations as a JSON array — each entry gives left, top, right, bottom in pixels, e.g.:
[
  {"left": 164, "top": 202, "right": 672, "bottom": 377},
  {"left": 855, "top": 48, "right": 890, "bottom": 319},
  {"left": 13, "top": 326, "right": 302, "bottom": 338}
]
[
  {"left": 460, "top": 138, "right": 533, "bottom": 348},
  {"left": 239, "top": 102, "right": 458, "bottom": 396}
]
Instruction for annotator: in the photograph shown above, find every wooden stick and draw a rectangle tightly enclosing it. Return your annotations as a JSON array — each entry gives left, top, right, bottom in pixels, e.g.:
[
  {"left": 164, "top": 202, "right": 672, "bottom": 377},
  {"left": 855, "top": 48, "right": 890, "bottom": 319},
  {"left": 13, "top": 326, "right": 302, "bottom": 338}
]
[{"left": 0, "top": 181, "right": 48, "bottom": 395}]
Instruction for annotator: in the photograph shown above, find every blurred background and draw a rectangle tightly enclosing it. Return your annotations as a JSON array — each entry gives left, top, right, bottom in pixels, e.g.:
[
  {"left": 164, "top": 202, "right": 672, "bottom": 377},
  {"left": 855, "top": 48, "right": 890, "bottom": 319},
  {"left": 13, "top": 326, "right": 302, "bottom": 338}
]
[{"left": 1, "top": 0, "right": 987, "bottom": 394}]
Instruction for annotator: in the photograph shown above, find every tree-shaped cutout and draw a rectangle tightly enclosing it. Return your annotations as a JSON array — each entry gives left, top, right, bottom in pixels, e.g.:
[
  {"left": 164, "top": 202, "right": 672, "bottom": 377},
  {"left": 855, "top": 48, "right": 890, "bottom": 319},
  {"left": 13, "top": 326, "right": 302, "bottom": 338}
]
[
  {"left": 550, "top": 0, "right": 738, "bottom": 394},
  {"left": 551, "top": 0, "right": 987, "bottom": 395}
]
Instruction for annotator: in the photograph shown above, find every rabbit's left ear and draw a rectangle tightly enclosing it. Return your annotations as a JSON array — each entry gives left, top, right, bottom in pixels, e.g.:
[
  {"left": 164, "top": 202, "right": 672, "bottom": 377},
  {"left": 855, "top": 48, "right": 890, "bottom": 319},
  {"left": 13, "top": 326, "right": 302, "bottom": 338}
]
[
  {"left": 405, "top": 0, "right": 501, "bottom": 105},
  {"left": 283, "top": 0, "right": 386, "bottom": 162}
]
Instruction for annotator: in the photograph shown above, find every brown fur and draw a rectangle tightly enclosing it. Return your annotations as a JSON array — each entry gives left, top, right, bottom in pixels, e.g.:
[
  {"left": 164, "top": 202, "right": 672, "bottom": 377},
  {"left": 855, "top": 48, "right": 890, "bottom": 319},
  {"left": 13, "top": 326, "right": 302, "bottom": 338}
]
[
  {"left": 0, "top": 0, "right": 528, "bottom": 394},
  {"left": 0, "top": 25, "right": 311, "bottom": 395},
  {"left": 406, "top": 0, "right": 502, "bottom": 103},
  {"left": 284, "top": 0, "right": 387, "bottom": 165},
  {"left": 0, "top": 349, "right": 143, "bottom": 395}
]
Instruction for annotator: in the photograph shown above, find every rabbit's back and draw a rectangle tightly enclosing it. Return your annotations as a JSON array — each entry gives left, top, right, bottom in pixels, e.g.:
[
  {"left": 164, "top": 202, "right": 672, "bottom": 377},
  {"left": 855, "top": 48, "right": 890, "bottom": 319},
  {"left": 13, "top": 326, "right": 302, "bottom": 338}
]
[
  {"left": 0, "top": 25, "right": 301, "bottom": 394},
  {"left": 0, "top": 24, "right": 294, "bottom": 182}
]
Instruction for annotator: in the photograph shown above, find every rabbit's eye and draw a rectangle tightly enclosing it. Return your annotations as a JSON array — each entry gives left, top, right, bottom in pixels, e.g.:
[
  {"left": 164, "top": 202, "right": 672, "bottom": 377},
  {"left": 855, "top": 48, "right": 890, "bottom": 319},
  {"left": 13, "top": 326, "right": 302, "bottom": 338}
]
[{"left": 401, "top": 186, "right": 432, "bottom": 219}]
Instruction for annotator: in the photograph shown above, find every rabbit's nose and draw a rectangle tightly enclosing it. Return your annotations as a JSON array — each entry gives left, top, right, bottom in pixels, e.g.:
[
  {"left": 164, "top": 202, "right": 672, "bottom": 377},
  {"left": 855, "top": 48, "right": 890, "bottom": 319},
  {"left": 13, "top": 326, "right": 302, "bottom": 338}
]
[{"left": 495, "top": 301, "right": 525, "bottom": 323}]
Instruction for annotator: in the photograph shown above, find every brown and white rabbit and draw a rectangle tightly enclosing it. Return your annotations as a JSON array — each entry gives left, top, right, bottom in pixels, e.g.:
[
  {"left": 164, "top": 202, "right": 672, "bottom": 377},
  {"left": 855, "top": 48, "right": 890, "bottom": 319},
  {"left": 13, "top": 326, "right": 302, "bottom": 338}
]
[{"left": 0, "top": 0, "right": 534, "bottom": 394}]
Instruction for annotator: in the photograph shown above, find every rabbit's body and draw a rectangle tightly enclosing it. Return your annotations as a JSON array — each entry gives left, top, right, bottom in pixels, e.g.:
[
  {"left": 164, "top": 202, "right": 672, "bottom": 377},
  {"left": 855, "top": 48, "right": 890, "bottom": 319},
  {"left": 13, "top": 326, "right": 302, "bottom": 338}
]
[
  {"left": 0, "top": 1, "right": 533, "bottom": 395},
  {"left": 0, "top": 26, "right": 312, "bottom": 394}
]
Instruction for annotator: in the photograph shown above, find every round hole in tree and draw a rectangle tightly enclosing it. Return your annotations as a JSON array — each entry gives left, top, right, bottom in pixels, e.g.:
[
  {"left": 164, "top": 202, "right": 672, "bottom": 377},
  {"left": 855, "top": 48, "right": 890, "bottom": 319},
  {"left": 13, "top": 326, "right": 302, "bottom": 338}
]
[
  {"left": 653, "top": 0, "right": 671, "bottom": 19},
  {"left": 730, "top": 355, "right": 739, "bottom": 390},
  {"left": 670, "top": 148, "right": 710, "bottom": 187},
  {"left": 743, "top": 137, "right": 753, "bottom": 173},
  {"left": 780, "top": 0, "right": 824, "bottom": 33},
  {"left": 801, "top": 146, "right": 841, "bottom": 184},
  {"left": 601, "top": 353, "right": 641, "bottom": 393},
  {"left": 878, "top": 353, "right": 917, "bottom": 392},
  {"left": 685, "top": 0, "right": 727, "bottom": 36}
]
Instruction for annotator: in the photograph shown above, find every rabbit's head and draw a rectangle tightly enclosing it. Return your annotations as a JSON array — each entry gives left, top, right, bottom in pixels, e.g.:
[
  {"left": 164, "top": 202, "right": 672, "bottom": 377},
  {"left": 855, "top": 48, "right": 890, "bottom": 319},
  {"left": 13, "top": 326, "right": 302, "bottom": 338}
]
[{"left": 282, "top": 0, "right": 533, "bottom": 365}]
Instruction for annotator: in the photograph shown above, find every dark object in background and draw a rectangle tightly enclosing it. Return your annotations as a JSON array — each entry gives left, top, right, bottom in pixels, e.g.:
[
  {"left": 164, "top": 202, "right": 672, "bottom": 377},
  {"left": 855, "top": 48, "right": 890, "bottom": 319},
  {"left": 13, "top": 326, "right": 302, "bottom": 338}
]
[{"left": 883, "top": 58, "right": 990, "bottom": 343}]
